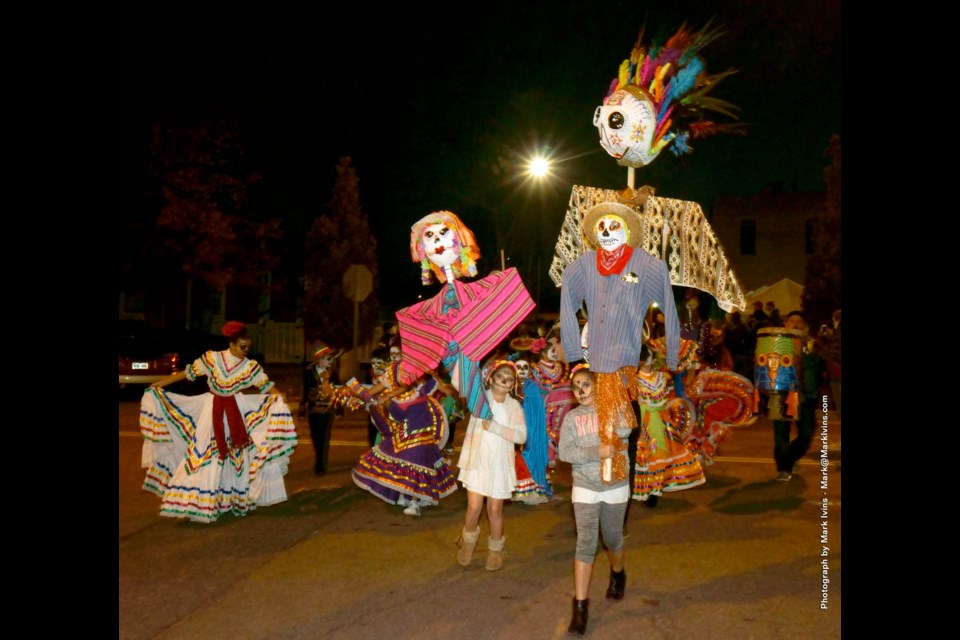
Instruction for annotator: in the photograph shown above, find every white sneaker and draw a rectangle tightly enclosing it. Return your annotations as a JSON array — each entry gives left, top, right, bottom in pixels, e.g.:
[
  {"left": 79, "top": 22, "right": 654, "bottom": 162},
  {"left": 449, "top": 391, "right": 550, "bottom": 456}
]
[{"left": 403, "top": 502, "right": 421, "bottom": 516}]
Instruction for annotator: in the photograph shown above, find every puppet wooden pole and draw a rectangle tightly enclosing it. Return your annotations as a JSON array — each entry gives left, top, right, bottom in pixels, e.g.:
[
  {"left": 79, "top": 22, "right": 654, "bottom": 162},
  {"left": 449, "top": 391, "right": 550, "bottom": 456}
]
[
  {"left": 627, "top": 167, "right": 635, "bottom": 189},
  {"left": 501, "top": 249, "right": 505, "bottom": 271}
]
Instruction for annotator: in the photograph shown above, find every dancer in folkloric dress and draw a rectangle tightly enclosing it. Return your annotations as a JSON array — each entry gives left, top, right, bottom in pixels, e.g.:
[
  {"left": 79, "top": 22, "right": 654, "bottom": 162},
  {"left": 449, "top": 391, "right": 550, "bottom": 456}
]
[
  {"left": 530, "top": 335, "right": 574, "bottom": 473},
  {"left": 328, "top": 361, "right": 457, "bottom": 517},
  {"left": 140, "top": 321, "right": 297, "bottom": 523},
  {"left": 511, "top": 353, "right": 551, "bottom": 504},
  {"left": 631, "top": 359, "right": 704, "bottom": 507},
  {"left": 645, "top": 335, "right": 756, "bottom": 468}
]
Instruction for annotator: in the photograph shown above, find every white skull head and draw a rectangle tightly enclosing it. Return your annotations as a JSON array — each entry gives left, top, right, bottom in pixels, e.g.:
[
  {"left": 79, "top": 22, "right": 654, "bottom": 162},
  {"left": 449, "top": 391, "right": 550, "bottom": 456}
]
[
  {"left": 593, "top": 87, "right": 661, "bottom": 167},
  {"left": 420, "top": 222, "right": 459, "bottom": 269},
  {"left": 515, "top": 359, "right": 531, "bottom": 379},
  {"left": 594, "top": 215, "right": 628, "bottom": 251}
]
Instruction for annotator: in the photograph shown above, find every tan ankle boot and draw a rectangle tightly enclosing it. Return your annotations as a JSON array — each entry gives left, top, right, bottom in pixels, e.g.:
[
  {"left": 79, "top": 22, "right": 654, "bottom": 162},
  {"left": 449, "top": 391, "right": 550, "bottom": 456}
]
[
  {"left": 485, "top": 536, "right": 506, "bottom": 571},
  {"left": 457, "top": 527, "right": 480, "bottom": 566}
]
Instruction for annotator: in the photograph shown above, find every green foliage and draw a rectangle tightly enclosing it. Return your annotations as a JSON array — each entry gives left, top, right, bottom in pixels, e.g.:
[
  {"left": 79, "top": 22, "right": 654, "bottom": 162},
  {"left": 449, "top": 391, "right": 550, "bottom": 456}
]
[{"left": 303, "top": 157, "right": 381, "bottom": 350}]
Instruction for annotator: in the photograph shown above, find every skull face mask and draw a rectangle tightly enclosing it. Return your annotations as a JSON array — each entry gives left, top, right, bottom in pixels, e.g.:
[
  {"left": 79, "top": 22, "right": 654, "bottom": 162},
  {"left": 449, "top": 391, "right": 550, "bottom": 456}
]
[
  {"left": 421, "top": 223, "right": 459, "bottom": 269},
  {"left": 410, "top": 210, "right": 481, "bottom": 285},
  {"left": 594, "top": 215, "right": 628, "bottom": 252}
]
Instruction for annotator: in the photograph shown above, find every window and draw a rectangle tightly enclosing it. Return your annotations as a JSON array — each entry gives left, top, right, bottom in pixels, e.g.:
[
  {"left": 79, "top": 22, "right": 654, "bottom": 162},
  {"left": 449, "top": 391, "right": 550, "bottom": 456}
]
[{"left": 740, "top": 220, "right": 756, "bottom": 255}]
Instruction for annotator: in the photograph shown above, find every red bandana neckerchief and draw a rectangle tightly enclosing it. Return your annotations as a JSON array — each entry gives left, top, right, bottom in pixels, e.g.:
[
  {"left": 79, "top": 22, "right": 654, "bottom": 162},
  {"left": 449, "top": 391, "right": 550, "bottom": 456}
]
[{"left": 597, "top": 245, "right": 633, "bottom": 276}]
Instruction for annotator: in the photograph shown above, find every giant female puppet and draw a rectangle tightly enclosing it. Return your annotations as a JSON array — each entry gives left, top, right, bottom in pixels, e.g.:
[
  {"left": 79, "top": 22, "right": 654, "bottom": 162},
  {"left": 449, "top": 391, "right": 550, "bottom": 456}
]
[{"left": 395, "top": 211, "right": 536, "bottom": 421}]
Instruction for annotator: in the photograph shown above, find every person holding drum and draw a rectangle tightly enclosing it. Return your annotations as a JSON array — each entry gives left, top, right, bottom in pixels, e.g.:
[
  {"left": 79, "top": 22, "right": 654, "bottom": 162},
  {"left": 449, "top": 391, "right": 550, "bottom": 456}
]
[{"left": 763, "top": 311, "right": 825, "bottom": 481}]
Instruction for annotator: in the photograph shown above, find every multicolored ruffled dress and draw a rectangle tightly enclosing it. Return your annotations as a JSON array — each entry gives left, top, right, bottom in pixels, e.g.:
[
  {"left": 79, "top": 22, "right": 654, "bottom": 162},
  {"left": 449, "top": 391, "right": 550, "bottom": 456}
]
[
  {"left": 338, "top": 366, "right": 458, "bottom": 506},
  {"left": 512, "top": 376, "right": 551, "bottom": 503},
  {"left": 645, "top": 336, "right": 756, "bottom": 464},
  {"left": 140, "top": 350, "right": 297, "bottom": 523},
  {"left": 512, "top": 451, "right": 545, "bottom": 504},
  {"left": 632, "top": 368, "right": 705, "bottom": 502},
  {"left": 533, "top": 359, "right": 574, "bottom": 468},
  {"left": 685, "top": 368, "right": 757, "bottom": 465}
]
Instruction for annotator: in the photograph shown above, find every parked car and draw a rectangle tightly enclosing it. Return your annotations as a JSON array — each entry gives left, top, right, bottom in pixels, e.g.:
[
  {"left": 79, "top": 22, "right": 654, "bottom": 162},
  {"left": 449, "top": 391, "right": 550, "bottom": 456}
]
[{"left": 118, "top": 321, "right": 182, "bottom": 388}]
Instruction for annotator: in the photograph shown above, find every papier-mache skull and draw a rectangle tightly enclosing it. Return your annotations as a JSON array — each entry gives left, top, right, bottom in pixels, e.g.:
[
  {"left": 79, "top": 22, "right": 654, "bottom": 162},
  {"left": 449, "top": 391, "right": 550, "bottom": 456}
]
[
  {"left": 593, "top": 23, "right": 744, "bottom": 169},
  {"left": 594, "top": 86, "right": 662, "bottom": 168},
  {"left": 410, "top": 210, "right": 481, "bottom": 285},
  {"left": 515, "top": 359, "right": 531, "bottom": 379}
]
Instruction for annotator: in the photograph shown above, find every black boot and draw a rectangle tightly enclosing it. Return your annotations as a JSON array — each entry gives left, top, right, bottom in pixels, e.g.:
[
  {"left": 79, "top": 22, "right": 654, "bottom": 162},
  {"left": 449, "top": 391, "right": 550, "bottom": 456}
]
[
  {"left": 568, "top": 598, "right": 589, "bottom": 635},
  {"left": 606, "top": 568, "right": 626, "bottom": 600}
]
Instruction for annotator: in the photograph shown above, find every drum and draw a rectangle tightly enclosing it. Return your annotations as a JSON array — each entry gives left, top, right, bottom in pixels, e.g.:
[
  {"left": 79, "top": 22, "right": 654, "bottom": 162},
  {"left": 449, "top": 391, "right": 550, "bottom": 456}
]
[{"left": 753, "top": 328, "right": 803, "bottom": 419}]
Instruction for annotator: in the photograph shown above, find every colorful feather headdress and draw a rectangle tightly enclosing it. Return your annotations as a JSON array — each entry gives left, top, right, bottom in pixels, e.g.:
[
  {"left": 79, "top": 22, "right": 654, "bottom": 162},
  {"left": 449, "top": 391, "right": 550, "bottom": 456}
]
[{"left": 595, "top": 20, "right": 746, "bottom": 167}]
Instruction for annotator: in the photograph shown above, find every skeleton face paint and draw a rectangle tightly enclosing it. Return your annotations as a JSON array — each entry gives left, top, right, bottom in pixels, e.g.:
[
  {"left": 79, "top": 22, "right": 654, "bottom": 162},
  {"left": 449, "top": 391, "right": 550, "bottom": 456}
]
[
  {"left": 595, "top": 215, "right": 628, "bottom": 251},
  {"left": 515, "top": 359, "right": 530, "bottom": 379},
  {"left": 490, "top": 367, "right": 516, "bottom": 397},
  {"left": 421, "top": 223, "right": 459, "bottom": 269},
  {"left": 571, "top": 371, "right": 595, "bottom": 406},
  {"left": 543, "top": 342, "right": 558, "bottom": 363}
]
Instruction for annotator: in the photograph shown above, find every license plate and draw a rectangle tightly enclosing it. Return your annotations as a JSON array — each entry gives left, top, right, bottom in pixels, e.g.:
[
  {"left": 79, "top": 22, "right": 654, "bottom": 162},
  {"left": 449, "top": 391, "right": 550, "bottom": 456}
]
[{"left": 132, "top": 362, "right": 149, "bottom": 370}]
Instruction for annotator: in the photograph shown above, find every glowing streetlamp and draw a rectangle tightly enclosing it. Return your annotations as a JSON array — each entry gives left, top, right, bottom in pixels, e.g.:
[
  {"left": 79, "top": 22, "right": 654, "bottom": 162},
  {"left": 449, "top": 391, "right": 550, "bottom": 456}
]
[
  {"left": 524, "top": 154, "right": 554, "bottom": 317},
  {"left": 527, "top": 155, "right": 551, "bottom": 179}
]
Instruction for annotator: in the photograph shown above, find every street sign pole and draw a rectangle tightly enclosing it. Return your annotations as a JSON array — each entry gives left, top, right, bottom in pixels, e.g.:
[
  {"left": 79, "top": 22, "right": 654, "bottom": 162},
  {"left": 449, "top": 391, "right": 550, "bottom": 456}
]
[{"left": 342, "top": 264, "right": 373, "bottom": 380}]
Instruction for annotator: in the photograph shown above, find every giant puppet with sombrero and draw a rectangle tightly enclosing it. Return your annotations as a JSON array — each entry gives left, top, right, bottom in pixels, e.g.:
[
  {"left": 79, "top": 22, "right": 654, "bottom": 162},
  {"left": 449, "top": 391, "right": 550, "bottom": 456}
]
[{"left": 555, "top": 21, "right": 754, "bottom": 482}]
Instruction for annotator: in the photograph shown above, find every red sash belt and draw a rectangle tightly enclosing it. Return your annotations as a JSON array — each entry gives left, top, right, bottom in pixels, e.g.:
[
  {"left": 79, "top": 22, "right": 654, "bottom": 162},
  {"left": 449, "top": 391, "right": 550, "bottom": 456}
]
[{"left": 212, "top": 394, "right": 251, "bottom": 460}]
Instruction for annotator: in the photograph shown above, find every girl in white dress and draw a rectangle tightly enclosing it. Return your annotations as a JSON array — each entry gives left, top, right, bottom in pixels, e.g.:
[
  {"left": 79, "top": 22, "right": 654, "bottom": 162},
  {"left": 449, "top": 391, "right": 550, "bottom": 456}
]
[{"left": 455, "top": 360, "right": 527, "bottom": 570}]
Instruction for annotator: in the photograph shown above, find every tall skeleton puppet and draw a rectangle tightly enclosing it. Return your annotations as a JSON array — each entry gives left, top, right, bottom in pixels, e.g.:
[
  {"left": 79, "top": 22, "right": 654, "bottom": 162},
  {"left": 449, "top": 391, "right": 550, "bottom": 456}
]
[
  {"left": 559, "top": 201, "right": 680, "bottom": 482},
  {"left": 396, "top": 211, "right": 535, "bottom": 420}
]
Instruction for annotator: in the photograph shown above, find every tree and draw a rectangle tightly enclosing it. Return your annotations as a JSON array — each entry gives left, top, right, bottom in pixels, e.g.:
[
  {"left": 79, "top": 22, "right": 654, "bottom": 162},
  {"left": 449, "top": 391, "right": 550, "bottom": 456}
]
[
  {"left": 303, "top": 156, "right": 381, "bottom": 350},
  {"left": 144, "top": 117, "right": 283, "bottom": 329},
  {"left": 801, "top": 134, "right": 841, "bottom": 330}
]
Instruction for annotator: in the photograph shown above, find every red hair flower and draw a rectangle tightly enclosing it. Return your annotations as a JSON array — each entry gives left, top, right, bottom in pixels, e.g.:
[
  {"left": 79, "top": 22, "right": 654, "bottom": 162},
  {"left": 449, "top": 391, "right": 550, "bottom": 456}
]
[
  {"left": 221, "top": 321, "right": 247, "bottom": 338},
  {"left": 530, "top": 338, "right": 548, "bottom": 354}
]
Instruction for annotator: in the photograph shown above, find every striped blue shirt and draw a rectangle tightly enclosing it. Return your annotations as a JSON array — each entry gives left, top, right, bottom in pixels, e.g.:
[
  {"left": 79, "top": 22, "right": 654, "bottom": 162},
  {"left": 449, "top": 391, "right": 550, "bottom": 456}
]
[{"left": 560, "top": 249, "right": 680, "bottom": 371}]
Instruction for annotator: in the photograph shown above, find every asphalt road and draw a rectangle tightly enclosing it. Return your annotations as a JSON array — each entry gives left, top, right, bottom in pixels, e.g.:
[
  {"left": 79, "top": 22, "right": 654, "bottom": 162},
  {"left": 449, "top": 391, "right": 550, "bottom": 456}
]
[{"left": 119, "top": 393, "right": 843, "bottom": 640}]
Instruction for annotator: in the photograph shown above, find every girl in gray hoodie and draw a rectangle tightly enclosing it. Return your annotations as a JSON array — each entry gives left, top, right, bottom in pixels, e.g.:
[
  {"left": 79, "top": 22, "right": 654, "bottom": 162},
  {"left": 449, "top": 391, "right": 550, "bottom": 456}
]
[{"left": 558, "top": 365, "right": 632, "bottom": 635}]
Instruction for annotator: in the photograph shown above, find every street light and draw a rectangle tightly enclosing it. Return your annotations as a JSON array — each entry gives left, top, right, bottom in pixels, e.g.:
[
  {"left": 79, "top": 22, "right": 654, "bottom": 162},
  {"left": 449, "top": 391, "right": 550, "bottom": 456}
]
[
  {"left": 524, "top": 154, "right": 553, "bottom": 320},
  {"left": 528, "top": 155, "right": 551, "bottom": 179}
]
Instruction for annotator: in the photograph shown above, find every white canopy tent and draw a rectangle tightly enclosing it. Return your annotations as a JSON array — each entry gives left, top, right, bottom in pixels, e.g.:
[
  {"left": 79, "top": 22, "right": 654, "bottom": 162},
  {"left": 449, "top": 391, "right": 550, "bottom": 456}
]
[{"left": 746, "top": 278, "right": 804, "bottom": 316}]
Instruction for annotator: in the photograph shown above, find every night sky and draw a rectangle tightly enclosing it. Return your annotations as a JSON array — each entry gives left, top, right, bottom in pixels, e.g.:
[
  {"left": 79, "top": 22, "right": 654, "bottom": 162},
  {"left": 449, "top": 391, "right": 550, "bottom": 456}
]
[{"left": 141, "top": 0, "right": 841, "bottom": 313}]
